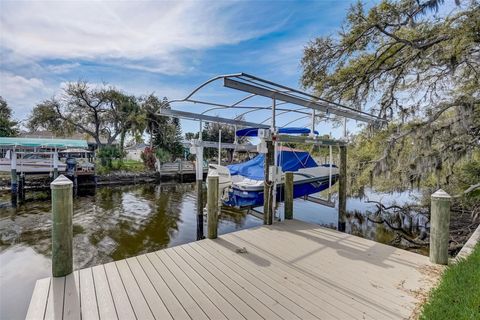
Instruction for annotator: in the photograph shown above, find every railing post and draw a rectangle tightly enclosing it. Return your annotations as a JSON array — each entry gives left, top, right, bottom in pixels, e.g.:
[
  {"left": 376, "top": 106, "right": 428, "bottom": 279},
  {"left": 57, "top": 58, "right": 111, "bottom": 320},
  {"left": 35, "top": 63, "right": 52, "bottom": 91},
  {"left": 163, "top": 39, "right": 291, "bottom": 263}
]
[
  {"left": 338, "top": 145, "right": 347, "bottom": 232},
  {"left": 430, "top": 189, "right": 451, "bottom": 265},
  {"left": 207, "top": 175, "right": 219, "bottom": 239},
  {"left": 284, "top": 172, "right": 294, "bottom": 220},
  {"left": 51, "top": 175, "right": 73, "bottom": 277}
]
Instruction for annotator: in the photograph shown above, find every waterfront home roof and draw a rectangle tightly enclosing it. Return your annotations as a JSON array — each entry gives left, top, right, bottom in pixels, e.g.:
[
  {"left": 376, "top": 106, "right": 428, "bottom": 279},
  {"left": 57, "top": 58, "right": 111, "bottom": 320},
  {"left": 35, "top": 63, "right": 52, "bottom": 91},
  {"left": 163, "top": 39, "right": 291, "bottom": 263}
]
[
  {"left": 0, "top": 137, "right": 88, "bottom": 149},
  {"left": 125, "top": 143, "right": 148, "bottom": 150}
]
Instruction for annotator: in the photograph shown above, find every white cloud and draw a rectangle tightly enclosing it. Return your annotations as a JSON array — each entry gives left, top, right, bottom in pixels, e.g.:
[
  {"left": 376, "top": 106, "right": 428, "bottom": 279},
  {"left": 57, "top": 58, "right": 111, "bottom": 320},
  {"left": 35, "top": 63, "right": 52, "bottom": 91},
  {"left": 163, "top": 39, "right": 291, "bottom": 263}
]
[
  {"left": 46, "top": 63, "right": 81, "bottom": 74},
  {"left": 0, "top": 71, "right": 46, "bottom": 99},
  {"left": 0, "top": 71, "right": 53, "bottom": 120},
  {"left": 0, "top": 1, "right": 280, "bottom": 75}
]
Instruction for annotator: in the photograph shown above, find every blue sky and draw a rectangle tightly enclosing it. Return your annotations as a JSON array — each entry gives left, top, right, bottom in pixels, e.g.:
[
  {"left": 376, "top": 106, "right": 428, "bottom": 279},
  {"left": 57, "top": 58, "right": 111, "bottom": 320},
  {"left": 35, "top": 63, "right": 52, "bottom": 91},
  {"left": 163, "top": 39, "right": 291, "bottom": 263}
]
[{"left": 0, "top": 0, "right": 378, "bottom": 137}]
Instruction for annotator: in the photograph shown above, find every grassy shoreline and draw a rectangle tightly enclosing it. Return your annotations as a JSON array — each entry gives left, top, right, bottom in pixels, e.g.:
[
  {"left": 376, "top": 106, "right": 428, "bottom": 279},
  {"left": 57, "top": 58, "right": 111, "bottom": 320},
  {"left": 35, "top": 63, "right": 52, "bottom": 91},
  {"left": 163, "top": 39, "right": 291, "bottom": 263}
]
[{"left": 420, "top": 243, "right": 480, "bottom": 319}]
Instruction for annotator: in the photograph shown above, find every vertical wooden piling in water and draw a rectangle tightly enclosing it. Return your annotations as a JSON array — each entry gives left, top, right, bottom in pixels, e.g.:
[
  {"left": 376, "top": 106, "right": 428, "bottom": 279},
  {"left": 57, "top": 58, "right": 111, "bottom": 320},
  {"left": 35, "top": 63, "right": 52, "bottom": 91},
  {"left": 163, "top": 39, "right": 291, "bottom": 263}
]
[
  {"left": 338, "top": 145, "right": 347, "bottom": 232},
  {"left": 17, "top": 174, "right": 25, "bottom": 202},
  {"left": 207, "top": 175, "right": 219, "bottom": 239},
  {"left": 263, "top": 140, "right": 274, "bottom": 225},
  {"left": 430, "top": 189, "right": 451, "bottom": 265},
  {"left": 284, "top": 172, "right": 294, "bottom": 220},
  {"left": 51, "top": 175, "right": 73, "bottom": 277},
  {"left": 11, "top": 150, "right": 17, "bottom": 194},
  {"left": 53, "top": 150, "right": 59, "bottom": 179},
  {"left": 196, "top": 180, "right": 203, "bottom": 216}
]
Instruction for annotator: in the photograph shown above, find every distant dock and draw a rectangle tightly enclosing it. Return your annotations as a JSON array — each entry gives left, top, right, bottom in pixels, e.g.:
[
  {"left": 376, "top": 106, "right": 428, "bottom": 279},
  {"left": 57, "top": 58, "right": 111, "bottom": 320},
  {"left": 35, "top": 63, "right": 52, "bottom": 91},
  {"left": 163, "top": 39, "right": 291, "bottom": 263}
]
[{"left": 26, "top": 219, "right": 437, "bottom": 320}]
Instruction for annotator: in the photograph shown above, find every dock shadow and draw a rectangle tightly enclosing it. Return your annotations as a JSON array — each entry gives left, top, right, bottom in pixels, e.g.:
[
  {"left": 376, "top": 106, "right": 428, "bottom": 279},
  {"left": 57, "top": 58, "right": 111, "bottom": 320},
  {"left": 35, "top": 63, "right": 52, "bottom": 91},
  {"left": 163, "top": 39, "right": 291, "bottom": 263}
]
[{"left": 266, "top": 220, "right": 422, "bottom": 270}]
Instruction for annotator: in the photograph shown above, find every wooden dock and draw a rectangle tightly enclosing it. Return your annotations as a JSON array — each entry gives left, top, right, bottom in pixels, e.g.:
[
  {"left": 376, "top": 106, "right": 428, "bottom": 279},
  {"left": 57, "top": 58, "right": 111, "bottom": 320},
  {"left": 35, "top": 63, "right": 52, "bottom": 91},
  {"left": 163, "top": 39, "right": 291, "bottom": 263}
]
[{"left": 26, "top": 219, "right": 438, "bottom": 320}]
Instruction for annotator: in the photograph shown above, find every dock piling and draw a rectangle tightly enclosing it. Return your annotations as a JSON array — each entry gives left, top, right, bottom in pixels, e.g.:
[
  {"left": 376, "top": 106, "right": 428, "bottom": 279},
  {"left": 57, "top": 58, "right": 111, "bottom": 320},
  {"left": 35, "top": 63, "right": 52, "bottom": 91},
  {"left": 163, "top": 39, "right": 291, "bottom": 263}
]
[
  {"left": 430, "top": 189, "right": 451, "bottom": 265},
  {"left": 284, "top": 172, "right": 293, "bottom": 220},
  {"left": 207, "top": 175, "right": 219, "bottom": 239},
  {"left": 51, "top": 175, "right": 73, "bottom": 277},
  {"left": 263, "top": 140, "right": 274, "bottom": 225},
  {"left": 195, "top": 135, "right": 205, "bottom": 239},
  {"left": 338, "top": 145, "right": 347, "bottom": 232},
  {"left": 53, "top": 150, "right": 59, "bottom": 179},
  {"left": 10, "top": 150, "right": 17, "bottom": 194}
]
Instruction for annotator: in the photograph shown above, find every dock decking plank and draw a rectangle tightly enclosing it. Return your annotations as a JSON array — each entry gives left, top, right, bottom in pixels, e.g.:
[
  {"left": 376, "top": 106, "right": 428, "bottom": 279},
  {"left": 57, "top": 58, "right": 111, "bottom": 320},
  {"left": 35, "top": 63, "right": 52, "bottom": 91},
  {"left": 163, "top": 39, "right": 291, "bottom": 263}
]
[
  {"left": 181, "top": 243, "right": 283, "bottom": 320},
  {"left": 44, "top": 277, "right": 65, "bottom": 320},
  {"left": 103, "top": 262, "right": 136, "bottom": 320},
  {"left": 135, "top": 255, "right": 191, "bottom": 320},
  {"left": 219, "top": 231, "right": 376, "bottom": 319},
  {"left": 78, "top": 268, "right": 99, "bottom": 320},
  {"left": 236, "top": 222, "right": 417, "bottom": 318},
  {"left": 91, "top": 265, "right": 117, "bottom": 320},
  {"left": 25, "top": 277, "right": 51, "bottom": 320},
  {"left": 27, "top": 220, "right": 435, "bottom": 320},
  {"left": 146, "top": 252, "right": 209, "bottom": 320},
  {"left": 63, "top": 272, "right": 80, "bottom": 320},
  {"left": 188, "top": 243, "right": 286, "bottom": 320},
  {"left": 255, "top": 224, "right": 418, "bottom": 305},
  {"left": 171, "top": 246, "right": 261, "bottom": 320},
  {"left": 156, "top": 250, "right": 227, "bottom": 320},
  {"left": 195, "top": 240, "right": 322, "bottom": 320},
  {"left": 115, "top": 260, "right": 155, "bottom": 320},
  {"left": 163, "top": 249, "right": 244, "bottom": 320},
  {"left": 125, "top": 257, "right": 173, "bottom": 320},
  {"left": 200, "top": 238, "right": 341, "bottom": 320}
]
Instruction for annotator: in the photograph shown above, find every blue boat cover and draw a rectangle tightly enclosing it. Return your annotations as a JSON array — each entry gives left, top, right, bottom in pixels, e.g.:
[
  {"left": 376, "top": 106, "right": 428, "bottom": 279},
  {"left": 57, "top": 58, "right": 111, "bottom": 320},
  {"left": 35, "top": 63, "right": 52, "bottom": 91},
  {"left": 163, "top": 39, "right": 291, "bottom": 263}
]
[
  {"left": 236, "top": 127, "right": 319, "bottom": 137},
  {"left": 228, "top": 149, "right": 318, "bottom": 180}
]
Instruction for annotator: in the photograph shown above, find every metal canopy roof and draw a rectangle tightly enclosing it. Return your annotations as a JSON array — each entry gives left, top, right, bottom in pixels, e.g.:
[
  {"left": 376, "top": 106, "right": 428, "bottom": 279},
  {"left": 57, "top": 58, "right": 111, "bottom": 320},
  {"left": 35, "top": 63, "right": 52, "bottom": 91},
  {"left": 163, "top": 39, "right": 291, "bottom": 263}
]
[
  {"left": 166, "top": 72, "right": 386, "bottom": 127},
  {"left": 0, "top": 137, "right": 88, "bottom": 149},
  {"left": 158, "top": 109, "right": 269, "bottom": 129}
]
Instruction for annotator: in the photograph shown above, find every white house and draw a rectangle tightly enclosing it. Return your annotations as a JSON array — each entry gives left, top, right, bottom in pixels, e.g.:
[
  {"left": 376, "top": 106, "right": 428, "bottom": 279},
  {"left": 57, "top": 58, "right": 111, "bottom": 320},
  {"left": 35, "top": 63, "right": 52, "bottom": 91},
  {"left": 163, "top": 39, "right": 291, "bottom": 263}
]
[{"left": 125, "top": 143, "right": 147, "bottom": 161}]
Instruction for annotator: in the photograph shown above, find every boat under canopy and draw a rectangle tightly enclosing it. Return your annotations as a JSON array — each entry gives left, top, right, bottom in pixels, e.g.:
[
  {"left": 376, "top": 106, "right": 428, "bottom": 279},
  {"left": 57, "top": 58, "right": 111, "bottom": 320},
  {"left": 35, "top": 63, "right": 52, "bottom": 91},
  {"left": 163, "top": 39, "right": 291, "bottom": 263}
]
[
  {"left": 208, "top": 146, "right": 338, "bottom": 208},
  {"left": 0, "top": 137, "right": 93, "bottom": 174}
]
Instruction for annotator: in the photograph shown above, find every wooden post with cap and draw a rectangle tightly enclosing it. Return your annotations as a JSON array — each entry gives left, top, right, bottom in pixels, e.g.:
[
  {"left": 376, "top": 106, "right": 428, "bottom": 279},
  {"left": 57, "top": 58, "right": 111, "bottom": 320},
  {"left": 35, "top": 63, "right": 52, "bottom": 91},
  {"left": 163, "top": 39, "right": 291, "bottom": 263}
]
[
  {"left": 51, "top": 175, "right": 73, "bottom": 277},
  {"left": 430, "top": 189, "right": 451, "bottom": 265}
]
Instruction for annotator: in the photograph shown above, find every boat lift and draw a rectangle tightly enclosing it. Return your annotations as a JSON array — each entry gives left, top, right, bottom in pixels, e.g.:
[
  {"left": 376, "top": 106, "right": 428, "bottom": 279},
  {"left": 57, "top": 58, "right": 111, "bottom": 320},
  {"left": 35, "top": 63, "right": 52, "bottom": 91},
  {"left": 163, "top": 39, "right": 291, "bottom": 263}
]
[{"left": 158, "top": 73, "right": 386, "bottom": 228}]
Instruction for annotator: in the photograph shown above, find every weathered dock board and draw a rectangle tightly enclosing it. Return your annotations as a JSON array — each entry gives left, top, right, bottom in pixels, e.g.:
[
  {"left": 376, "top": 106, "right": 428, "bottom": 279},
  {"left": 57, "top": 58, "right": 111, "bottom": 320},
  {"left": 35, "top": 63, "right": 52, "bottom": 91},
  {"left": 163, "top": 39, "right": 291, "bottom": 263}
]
[{"left": 26, "top": 219, "right": 437, "bottom": 319}]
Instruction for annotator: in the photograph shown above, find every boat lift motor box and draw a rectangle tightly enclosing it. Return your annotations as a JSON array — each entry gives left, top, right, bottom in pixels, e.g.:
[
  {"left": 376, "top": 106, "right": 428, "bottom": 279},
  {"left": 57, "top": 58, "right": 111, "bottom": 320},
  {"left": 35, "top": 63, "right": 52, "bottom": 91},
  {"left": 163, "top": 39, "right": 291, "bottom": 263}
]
[
  {"left": 269, "top": 165, "right": 282, "bottom": 183},
  {"left": 257, "top": 129, "right": 272, "bottom": 154},
  {"left": 258, "top": 129, "right": 272, "bottom": 140},
  {"left": 66, "top": 158, "right": 77, "bottom": 176}
]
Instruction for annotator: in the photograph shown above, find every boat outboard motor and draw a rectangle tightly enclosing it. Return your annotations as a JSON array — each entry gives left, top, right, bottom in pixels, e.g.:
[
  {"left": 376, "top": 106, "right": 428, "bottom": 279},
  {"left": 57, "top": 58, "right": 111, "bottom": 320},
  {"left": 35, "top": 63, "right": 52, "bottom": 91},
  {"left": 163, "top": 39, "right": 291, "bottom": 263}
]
[{"left": 66, "top": 157, "right": 77, "bottom": 176}]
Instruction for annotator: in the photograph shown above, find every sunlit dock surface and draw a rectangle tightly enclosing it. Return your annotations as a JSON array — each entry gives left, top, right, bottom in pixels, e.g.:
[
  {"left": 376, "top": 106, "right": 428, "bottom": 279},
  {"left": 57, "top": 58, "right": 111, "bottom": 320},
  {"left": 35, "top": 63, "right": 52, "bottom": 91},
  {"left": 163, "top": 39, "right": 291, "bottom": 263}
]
[{"left": 26, "top": 219, "right": 437, "bottom": 319}]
